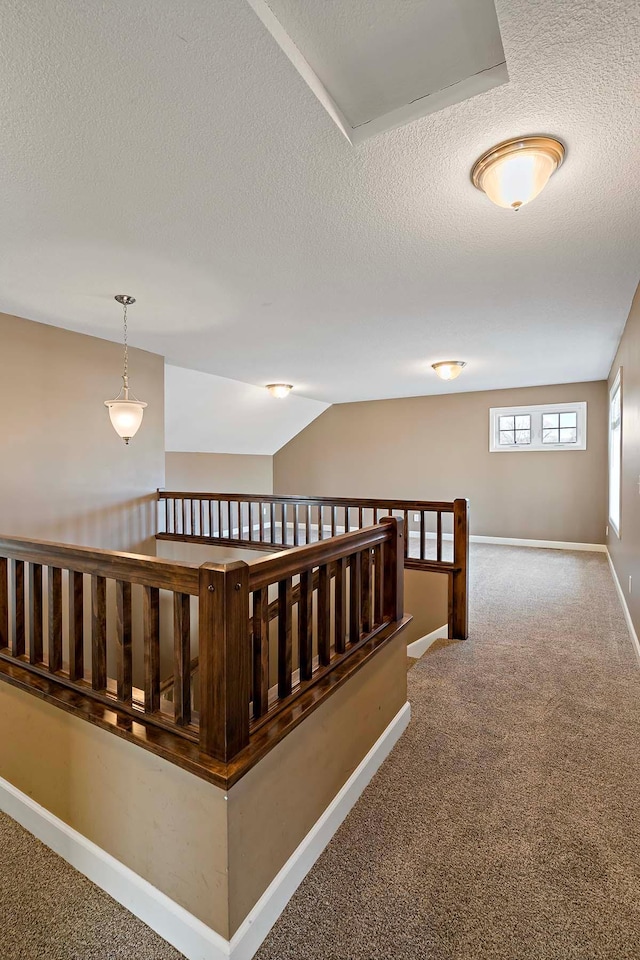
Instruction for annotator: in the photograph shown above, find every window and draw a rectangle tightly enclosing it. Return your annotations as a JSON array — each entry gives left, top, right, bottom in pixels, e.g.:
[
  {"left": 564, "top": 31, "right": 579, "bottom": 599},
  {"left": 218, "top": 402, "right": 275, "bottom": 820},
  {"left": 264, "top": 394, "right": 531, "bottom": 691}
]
[
  {"left": 489, "top": 402, "right": 587, "bottom": 452},
  {"left": 609, "top": 370, "right": 622, "bottom": 536}
]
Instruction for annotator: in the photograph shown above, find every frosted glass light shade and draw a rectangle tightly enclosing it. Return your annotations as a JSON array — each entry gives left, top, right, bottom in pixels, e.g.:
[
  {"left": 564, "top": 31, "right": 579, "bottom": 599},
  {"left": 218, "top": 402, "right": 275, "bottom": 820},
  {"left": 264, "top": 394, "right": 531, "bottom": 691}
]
[
  {"left": 266, "top": 383, "right": 293, "bottom": 398},
  {"left": 104, "top": 393, "right": 147, "bottom": 444},
  {"left": 432, "top": 361, "right": 466, "bottom": 381},
  {"left": 472, "top": 137, "right": 565, "bottom": 211}
]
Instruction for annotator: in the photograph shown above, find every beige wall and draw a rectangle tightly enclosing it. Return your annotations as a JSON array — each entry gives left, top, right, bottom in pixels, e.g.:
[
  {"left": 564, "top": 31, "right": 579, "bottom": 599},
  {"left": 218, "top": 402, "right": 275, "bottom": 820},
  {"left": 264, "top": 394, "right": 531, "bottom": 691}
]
[
  {"left": 165, "top": 452, "right": 273, "bottom": 494},
  {"left": 0, "top": 312, "right": 165, "bottom": 554},
  {"left": 0, "top": 628, "right": 407, "bottom": 940},
  {"left": 608, "top": 283, "right": 640, "bottom": 634},
  {"left": 274, "top": 381, "right": 608, "bottom": 545}
]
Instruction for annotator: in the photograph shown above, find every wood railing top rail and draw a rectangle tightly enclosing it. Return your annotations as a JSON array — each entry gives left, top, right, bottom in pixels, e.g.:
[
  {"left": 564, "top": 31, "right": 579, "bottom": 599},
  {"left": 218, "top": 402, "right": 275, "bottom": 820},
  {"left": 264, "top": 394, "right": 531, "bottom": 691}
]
[
  {"left": 0, "top": 536, "right": 200, "bottom": 596},
  {"left": 158, "top": 490, "right": 457, "bottom": 513},
  {"left": 247, "top": 523, "right": 393, "bottom": 591}
]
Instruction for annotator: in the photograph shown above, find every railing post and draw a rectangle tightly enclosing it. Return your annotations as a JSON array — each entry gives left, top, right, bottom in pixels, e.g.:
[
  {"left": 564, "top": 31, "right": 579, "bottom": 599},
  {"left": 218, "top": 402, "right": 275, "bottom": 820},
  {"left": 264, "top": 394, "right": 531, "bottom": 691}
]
[
  {"left": 450, "top": 498, "right": 469, "bottom": 640},
  {"left": 380, "top": 516, "right": 404, "bottom": 622},
  {"left": 199, "top": 560, "right": 250, "bottom": 762}
]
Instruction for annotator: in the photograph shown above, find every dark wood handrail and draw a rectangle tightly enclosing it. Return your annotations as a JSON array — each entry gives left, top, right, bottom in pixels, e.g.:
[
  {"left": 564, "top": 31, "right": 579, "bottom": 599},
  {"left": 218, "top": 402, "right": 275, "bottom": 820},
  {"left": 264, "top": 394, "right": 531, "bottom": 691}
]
[
  {"left": 0, "top": 518, "right": 409, "bottom": 787},
  {"left": 159, "top": 490, "right": 457, "bottom": 512},
  {"left": 0, "top": 536, "right": 200, "bottom": 595}
]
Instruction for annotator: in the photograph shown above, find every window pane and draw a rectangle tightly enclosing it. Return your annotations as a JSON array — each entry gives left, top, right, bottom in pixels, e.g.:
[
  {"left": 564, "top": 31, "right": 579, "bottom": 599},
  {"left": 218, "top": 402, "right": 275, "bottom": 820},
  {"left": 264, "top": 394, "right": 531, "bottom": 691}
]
[
  {"left": 543, "top": 413, "right": 559, "bottom": 428},
  {"left": 499, "top": 416, "right": 514, "bottom": 430},
  {"left": 560, "top": 412, "right": 577, "bottom": 428},
  {"left": 559, "top": 428, "right": 577, "bottom": 443},
  {"left": 515, "top": 430, "right": 531, "bottom": 444},
  {"left": 543, "top": 429, "right": 559, "bottom": 444},
  {"left": 499, "top": 431, "right": 515, "bottom": 445},
  {"left": 515, "top": 415, "right": 530, "bottom": 430}
]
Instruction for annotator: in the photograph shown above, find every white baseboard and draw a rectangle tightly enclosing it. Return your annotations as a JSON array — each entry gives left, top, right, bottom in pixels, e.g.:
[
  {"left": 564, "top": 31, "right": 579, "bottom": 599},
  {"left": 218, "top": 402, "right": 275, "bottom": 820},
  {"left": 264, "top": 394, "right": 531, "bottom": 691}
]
[
  {"left": 606, "top": 551, "right": 640, "bottom": 663},
  {"left": 406, "top": 624, "right": 449, "bottom": 659},
  {"left": 407, "top": 531, "right": 606, "bottom": 552},
  {"left": 0, "top": 701, "right": 411, "bottom": 960}
]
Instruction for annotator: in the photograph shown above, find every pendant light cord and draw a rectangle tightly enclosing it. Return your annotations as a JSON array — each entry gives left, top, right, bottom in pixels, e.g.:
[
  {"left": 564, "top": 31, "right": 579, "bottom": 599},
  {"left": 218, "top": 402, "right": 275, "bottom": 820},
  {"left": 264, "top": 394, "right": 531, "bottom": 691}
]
[{"left": 122, "top": 300, "right": 129, "bottom": 384}]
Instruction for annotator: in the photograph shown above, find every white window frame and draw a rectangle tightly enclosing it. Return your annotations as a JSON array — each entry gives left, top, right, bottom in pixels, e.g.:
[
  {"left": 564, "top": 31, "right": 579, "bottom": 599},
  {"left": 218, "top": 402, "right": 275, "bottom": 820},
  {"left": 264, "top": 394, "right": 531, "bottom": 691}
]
[
  {"left": 489, "top": 401, "right": 587, "bottom": 452},
  {"left": 608, "top": 369, "right": 622, "bottom": 538}
]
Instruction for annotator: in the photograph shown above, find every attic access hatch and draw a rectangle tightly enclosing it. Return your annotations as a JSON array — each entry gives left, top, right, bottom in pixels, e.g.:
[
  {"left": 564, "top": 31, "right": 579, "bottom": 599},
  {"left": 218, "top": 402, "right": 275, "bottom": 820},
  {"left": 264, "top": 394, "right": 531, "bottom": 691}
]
[{"left": 246, "top": 0, "right": 508, "bottom": 143}]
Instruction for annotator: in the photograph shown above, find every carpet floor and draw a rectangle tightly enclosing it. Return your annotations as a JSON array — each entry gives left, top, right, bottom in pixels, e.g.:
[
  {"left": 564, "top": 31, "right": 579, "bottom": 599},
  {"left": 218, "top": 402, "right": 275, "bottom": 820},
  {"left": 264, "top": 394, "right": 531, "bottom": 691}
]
[{"left": 1, "top": 545, "right": 638, "bottom": 959}]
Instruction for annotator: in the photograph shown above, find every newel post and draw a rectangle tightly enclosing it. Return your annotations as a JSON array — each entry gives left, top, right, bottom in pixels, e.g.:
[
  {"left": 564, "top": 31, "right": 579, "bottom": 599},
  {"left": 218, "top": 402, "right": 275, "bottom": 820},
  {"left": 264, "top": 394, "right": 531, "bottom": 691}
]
[
  {"left": 450, "top": 498, "right": 469, "bottom": 640},
  {"left": 380, "top": 516, "right": 404, "bottom": 622},
  {"left": 199, "top": 560, "right": 251, "bottom": 762}
]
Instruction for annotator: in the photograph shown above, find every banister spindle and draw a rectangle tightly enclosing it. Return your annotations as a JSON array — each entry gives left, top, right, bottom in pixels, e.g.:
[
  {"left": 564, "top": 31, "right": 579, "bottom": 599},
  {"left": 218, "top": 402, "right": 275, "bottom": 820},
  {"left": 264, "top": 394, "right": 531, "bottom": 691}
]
[
  {"left": 116, "top": 580, "right": 133, "bottom": 705},
  {"left": 48, "top": 566, "right": 62, "bottom": 672},
  {"left": 12, "top": 560, "right": 25, "bottom": 657},
  {"left": 29, "top": 563, "right": 43, "bottom": 665},
  {"left": 380, "top": 516, "right": 404, "bottom": 623}
]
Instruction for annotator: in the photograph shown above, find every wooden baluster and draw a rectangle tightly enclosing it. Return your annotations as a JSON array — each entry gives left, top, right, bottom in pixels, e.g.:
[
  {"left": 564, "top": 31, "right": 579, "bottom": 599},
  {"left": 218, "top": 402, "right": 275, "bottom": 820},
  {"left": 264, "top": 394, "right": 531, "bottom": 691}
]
[
  {"left": 318, "top": 505, "right": 323, "bottom": 540},
  {"left": 404, "top": 510, "right": 409, "bottom": 558},
  {"left": 163, "top": 497, "right": 170, "bottom": 534},
  {"left": 199, "top": 561, "right": 250, "bottom": 761},
  {"left": 217, "top": 500, "right": 222, "bottom": 539},
  {"left": 270, "top": 502, "right": 276, "bottom": 545},
  {"left": 0, "top": 557, "right": 7, "bottom": 650},
  {"left": 334, "top": 557, "right": 347, "bottom": 653},
  {"left": 381, "top": 517, "right": 404, "bottom": 622},
  {"left": 48, "top": 566, "right": 62, "bottom": 672},
  {"left": 116, "top": 580, "right": 133, "bottom": 705},
  {"left": 318, "top": 563, "right": 331, "bottom": 666},
  {"left": 450, "top": 499, "right": 469, "bottom": 640},
  {"left": 174, "top": 497, "right": 179, "bottom": 535},
  {"left": 306, "top": 504, "right": 311, "bottom": 543},
  {"left": 282, "top": 503, "right": 288, "bottom": 545},
  {"left": 183, "top": 499, "right": 189, "bottom": 537},
  {"left": 173, "top": 592, "right": 191, "bottom": 725},
  {"left": 29, "top": 563, "right": 43, "bottom": 665},
  {"left": 91, "top": 575, "right": 106, "bottom": 690},
  {"left": 252, "top": 586, "right": 270, "bottom": 717},
  {"left": 331, "top": 506, "right": 337, "bottom": 537},
  {"left": 238, "top": 500, "right": 243, "bottom": 540},
  {"left": 201, "top": 499, "right": 206, "bottom": 537},
  {"left": 361, "top": 548, "right": 372, "bottom": 634},
  {"left": 349, "top": 550, "right": 362, "bottom": 643},
  {"left": 209, "top": 500, "right": 215, "bottom": 538},
  {"left": 299, "top": 569, "right": 313, "bottom": 680},
  {"left": 294, "top": 505, "right": 300, "bottom": 546},
  {"left": 373, "top": 544, "right": 383, "bottom": 626},
  {"left": 358, "top": 506, "right": 363, "bottom": 530},
  {"left": 143, "top": 585, "right": 160, "bottom": 713},
  {"left": 345, "top": 506, "right": 350, "bottom": 533},
  {"left": 248, "top": 502, "right": 254, "bottom": 543},
  {"left": 278, "top": 577, "right": 293, "bottom": 698},
  {"left": 259, "top": 502, "right": 265, "bottom": 543},
  {"left": 68, "top": 571, "right": 84, "bottom": 680},
  {"left": 191, "top": 498, "right": 197, "bottom": 537},
  {"left": 420, "top": 511, "right": 426, "bottom": 560},
  {"left": 12, "top": 560, "right": 25, "bottom": 657},
  {"left": 437, "top": 511, "right": 443, "bottom": 562}
]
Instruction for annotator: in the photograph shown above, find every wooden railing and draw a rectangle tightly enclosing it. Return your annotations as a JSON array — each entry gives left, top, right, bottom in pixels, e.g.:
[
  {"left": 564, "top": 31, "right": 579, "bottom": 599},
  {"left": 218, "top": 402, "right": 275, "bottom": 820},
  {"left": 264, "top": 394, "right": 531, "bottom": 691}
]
[
  {"left": 156, "top": 491, "right": 469, "bottom": 640},
  {"left": 0, "top": 519, "right": 407, "bottom": 786}
]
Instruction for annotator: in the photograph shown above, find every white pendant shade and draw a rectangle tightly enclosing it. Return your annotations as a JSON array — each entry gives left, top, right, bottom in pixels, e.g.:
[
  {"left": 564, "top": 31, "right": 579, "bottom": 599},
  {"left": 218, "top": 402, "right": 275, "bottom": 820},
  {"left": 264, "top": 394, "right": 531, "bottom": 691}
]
[
  {"left": 105, "top": 395, "right": 147, "bottom": 444},
  {"left": 472, "top": 137, "right": 565, "bottom": 211},
  {"left": 266, "top": 383, "right": 293, "bottom": 398}
]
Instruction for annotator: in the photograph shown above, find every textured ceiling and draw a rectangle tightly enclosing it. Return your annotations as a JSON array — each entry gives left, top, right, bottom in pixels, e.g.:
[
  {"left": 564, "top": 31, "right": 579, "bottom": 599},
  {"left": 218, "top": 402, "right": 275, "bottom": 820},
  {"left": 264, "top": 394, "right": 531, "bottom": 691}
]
[{"left": 1, "top": 0, "right": 639, "bottom": 404}]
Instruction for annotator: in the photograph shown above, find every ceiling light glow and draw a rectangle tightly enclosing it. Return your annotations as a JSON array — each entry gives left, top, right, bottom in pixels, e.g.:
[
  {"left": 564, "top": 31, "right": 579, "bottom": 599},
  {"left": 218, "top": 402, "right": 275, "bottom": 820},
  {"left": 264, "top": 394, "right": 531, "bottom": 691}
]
[
  {"left": 471, "top": 136, "right": 565, "bottom": 211},
  {"left": 432, "top": 361, "right": 466, "bottom": 381}
]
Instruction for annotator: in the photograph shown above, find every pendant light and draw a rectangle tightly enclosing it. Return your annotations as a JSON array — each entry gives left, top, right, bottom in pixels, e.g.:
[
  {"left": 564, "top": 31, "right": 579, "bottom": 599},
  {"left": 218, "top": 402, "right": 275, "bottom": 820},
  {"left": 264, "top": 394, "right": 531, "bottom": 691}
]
[
  {"left": 471, "top": 136, "right": 565, "bottom": 211},
  {"left": 104, "top": 295, "right": 147, "bottom": 444}
]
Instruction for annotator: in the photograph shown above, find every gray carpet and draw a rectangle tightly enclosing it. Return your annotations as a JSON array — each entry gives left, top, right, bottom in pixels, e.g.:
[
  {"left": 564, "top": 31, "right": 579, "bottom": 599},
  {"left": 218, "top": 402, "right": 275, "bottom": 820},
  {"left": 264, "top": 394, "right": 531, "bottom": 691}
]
[
  {"left": 256, "top": 546, "right": 640, "bottom": 960},
  {"left": 1, "top": 545, "right": 638, "bottom": 959}
]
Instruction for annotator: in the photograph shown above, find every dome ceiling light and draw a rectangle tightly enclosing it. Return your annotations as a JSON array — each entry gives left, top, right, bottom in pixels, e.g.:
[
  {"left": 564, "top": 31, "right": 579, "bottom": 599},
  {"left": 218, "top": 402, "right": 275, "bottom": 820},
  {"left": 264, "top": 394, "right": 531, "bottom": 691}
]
[
  {"left": 432, "top": 361, "right": 466, "bottom": 381},
  {"left": 104, "top": 295, "right": 147, "bottom": 444},
  {"left": 471, "top": 136, "right": 565, "bottom": 211},
  {"left": 266, "top": 383, "right": 293, "bottom": 398}
]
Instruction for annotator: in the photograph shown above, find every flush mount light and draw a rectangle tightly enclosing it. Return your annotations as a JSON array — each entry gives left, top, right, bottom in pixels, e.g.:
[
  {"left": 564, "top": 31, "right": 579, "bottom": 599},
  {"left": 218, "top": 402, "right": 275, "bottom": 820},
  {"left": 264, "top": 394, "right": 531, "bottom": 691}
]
[
  {"left": 266, "top": 383, "right": 293, "bottom": 398},
  {"left": 471, "top": 136, "right": 565, "bottom": 211},
  {"left": 432, "top": 361, "right": 466, "bottom": 381},
  {"left": 104, "top": 295, "right": 147, "bottom": 444}
]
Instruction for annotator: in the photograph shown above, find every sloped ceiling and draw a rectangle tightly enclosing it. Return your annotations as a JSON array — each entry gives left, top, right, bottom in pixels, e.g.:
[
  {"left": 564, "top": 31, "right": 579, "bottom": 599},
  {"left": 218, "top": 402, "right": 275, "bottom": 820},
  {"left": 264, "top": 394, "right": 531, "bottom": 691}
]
[
  {"left": 0, "top": 0, "right": 638, "bottom": 408},
  {"left": 164, "top": 365, "right": 328, "bottom": 455}
]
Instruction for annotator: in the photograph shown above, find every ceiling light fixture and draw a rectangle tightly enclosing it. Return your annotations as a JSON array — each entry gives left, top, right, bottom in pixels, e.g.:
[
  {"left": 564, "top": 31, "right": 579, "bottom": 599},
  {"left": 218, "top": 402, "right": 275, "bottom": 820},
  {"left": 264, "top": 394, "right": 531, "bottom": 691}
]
[
  {"left": 432, "top": 361, "right": 466, "bottom": 381},
  {"left": 471, "top": 136, "right": 565, "bottom": 211},
  {"left": 266, "top": 383, "right": 293, "bottom": 398},
  {"left": 104, "top": 295, "right": 147, "bottom": 444}
]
